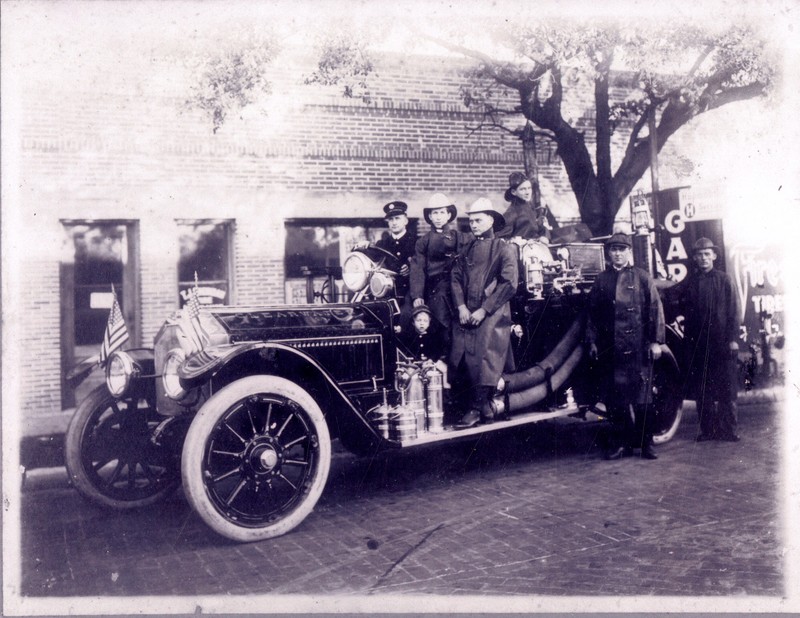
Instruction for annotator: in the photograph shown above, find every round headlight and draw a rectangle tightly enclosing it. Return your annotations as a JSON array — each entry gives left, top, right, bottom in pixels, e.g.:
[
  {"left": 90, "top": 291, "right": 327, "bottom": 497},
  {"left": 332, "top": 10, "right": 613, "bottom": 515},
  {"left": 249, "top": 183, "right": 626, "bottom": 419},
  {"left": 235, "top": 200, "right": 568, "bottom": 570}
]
[
  {"left": 162, "top": 349, "right": 187, "bottom": 400},
  {"left": 342, "top": 252, "right": 372, "bottom": 291},
  {"left": 369, "top": 271, "right": 395, "bottom": 299},
  {"left": 106, "top": 351, "right": 135, "bottom": 398}
]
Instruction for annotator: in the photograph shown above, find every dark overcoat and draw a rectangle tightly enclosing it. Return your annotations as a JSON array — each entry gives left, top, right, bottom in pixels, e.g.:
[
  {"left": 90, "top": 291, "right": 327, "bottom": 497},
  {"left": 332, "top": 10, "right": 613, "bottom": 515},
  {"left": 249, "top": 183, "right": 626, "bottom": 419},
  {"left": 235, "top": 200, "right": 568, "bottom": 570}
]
[
  {"left": 586, "top": 265, "right": 665, "bottom": 406},
  {"left": 450, "top": 235, "right": 518, "bottom": 387},
  {"left": 409, "top": 227, "right": 468, "bottom": 330},
  {"left": 376, "top": 230, "right": 416, "bottom": 299},
  {"left": 496, "top": 200, "right": 551, "bottom": 241},
  {"left": 674, "top": 267, "right": 740, "bottom": 400}
]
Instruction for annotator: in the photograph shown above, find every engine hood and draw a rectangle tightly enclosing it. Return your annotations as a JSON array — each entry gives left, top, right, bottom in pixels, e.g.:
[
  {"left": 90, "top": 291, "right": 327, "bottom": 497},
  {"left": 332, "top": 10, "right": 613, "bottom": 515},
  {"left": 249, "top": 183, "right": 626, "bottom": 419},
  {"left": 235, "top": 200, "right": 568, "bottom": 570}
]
[{"left": 205, "top": 302, "right": 393, "bottom": 343}]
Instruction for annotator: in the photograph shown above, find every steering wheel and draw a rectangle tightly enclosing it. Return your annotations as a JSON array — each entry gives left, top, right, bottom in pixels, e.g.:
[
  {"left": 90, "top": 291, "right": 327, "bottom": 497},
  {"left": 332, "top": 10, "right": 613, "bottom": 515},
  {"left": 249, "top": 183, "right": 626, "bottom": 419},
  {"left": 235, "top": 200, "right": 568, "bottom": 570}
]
[{"left": 352, "top": 245, "right": 402, "bottom": 272}]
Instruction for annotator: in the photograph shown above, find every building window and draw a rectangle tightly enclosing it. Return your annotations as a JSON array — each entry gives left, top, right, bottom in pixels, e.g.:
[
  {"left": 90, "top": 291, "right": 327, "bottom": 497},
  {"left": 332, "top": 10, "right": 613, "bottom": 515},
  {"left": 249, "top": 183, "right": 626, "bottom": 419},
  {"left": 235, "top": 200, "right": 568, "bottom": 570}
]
[
  {"left": 284, "top": 218, "right": 417, "bottom": 303},
  {"left": 60, "top": 220, "right": 140, "bottom": 408},
  {"left": 177, "top": 219, "right": 234, "bottom": 307}
]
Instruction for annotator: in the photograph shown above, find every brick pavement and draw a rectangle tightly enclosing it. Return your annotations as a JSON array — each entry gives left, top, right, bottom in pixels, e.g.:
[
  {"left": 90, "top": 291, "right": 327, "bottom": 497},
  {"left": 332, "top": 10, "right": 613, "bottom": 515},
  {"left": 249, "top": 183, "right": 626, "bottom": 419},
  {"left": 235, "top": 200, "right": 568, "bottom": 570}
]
[{"left": 12, "top": 398, "right": 787, "bottom": 609}]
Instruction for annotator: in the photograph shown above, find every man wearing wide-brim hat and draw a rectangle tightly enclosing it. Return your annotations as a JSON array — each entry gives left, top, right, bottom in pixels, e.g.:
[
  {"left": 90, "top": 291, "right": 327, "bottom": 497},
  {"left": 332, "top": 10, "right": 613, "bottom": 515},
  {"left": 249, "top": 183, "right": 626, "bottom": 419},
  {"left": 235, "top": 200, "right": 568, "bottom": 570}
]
[
  {"left": 449, "top": 198, "right": 518, "bottom": 428},
  {"left": 585, "top": 232, "right": 665, "bottom": 460},
  {"left": 673, "top": 237, "right": 742, "bottom": 442},
  {"left": 409, "top": 193, "right": 467, "bottom": 342}
]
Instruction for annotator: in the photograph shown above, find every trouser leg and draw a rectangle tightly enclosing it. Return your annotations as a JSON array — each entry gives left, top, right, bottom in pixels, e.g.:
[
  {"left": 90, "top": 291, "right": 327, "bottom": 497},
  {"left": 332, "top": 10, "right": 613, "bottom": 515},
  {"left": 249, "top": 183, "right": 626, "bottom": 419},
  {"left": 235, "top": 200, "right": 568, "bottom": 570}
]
[
  {"left": 717, "top": 397, "right": 739, "bottom": 437},
  {"left": 448, "top": 358, "right": 471, "bottom": 418},
  {"left": 604, "top": 405, "right": 631, "bottom": 451},
  {"left": 697, "top": 395, "right": 717, "bottom": 437},
  {"left": 631, "top": 403, "right": 655, "bottom": 449}
]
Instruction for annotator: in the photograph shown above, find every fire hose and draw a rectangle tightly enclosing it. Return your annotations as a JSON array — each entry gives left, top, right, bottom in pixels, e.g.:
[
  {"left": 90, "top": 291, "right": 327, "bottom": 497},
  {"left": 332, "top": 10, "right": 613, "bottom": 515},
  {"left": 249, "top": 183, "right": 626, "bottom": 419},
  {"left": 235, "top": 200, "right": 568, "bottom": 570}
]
[
  {"left": 507, "top": 344, "right": 585, "bottom": 413},
  {"left": 503, "top": 313, "right": 585, "bottom": 393}
]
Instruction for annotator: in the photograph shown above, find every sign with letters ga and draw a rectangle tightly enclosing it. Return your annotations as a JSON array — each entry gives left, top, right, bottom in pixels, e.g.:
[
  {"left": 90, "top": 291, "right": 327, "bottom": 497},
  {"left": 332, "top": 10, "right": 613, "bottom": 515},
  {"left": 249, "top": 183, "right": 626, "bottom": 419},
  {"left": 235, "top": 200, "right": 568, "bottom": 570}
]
[{"left": 650, "top": 187, "right": 725, "bottom": 284}]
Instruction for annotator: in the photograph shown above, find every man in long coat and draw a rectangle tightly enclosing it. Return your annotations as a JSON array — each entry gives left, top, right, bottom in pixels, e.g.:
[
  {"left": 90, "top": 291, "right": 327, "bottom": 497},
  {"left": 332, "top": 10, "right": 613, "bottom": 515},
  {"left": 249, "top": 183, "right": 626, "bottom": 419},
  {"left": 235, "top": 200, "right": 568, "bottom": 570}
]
[
  {"left": 450, "top": 198, "right": 519, "bottom": 428},
  {"left": 586, "top": 233, "right": 665, "bottom": 460},
  {"left": 674, "top": 237, "right": 741, "bottom": 442}
]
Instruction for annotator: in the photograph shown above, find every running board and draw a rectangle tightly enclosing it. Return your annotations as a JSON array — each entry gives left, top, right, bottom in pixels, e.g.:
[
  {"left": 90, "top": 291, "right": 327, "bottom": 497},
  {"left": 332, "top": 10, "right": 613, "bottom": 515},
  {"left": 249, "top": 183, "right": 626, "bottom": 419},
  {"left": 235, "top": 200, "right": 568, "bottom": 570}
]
[{"left": 398, "top": 405, "right": 588, "bottom": 447}]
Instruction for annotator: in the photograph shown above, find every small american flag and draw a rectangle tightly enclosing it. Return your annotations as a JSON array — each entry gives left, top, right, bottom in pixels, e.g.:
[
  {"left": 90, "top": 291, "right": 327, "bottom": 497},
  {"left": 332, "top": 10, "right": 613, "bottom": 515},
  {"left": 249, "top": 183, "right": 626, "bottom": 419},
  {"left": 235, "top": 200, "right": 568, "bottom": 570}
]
[
  {"left": 99, "top": 286, "right": 129, "bottom": 365},
  {"left": 181, "top": 273, "right": 209, "bottom": 353}
]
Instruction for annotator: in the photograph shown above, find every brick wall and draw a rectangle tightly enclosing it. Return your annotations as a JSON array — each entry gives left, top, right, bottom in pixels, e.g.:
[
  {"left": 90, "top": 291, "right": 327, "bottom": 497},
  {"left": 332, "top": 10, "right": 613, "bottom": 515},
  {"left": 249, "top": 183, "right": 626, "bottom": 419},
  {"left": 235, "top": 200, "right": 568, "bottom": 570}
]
[{"left": 11, "top": 49, "right": 674, "bottom": 418}]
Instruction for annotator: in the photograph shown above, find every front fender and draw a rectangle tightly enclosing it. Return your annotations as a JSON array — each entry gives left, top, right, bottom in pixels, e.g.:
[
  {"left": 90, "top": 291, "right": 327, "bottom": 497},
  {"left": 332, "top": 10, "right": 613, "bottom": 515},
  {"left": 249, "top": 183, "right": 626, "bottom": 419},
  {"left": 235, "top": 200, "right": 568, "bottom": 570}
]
[{"left": 178, "top": 342, "right": 384, "bottom": 450}]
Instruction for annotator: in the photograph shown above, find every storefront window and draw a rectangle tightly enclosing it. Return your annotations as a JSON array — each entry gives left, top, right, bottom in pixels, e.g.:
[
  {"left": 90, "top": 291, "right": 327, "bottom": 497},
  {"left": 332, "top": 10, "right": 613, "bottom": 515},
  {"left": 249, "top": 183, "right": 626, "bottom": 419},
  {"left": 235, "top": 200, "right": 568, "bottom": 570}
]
[
  {"left": 177, "top": 220, "right": 233, "bottom": 306},
  {"left": 284, "top": 218, "right": 417, "bottom": 303}
]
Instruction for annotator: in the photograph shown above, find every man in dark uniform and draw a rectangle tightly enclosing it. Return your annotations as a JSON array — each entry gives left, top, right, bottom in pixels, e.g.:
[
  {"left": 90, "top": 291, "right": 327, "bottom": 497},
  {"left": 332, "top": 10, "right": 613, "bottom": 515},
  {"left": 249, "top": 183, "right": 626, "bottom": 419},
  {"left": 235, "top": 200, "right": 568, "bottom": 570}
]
[
  {"left": 675, "top": 237, "right": 741, "bottom": 442},
  {"left": 375, "top": 200, "right": 416, "bottom": 314},
  {"left": 450, "top": 198, "right": 519, "bottom": 428},
  {"left": 586, "top": 233, "right": 665, "bottom": 460}
]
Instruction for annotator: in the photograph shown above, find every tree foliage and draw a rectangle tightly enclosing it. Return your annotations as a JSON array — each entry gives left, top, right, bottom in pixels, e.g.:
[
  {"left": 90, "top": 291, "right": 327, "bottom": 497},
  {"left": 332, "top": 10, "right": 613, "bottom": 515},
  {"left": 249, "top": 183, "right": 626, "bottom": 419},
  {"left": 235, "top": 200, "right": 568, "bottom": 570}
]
[
  {"left": 184, "top": 18, "right": 775, "bottom": 234},
  {"left": 184, "top": 29, "right": 278, "bottom": 133},
  {"left": 447, "top": 20, "right": 775, "bottom": 234},
  {"left": 304, "top": 32, "right": 374, "bottom": 104}
]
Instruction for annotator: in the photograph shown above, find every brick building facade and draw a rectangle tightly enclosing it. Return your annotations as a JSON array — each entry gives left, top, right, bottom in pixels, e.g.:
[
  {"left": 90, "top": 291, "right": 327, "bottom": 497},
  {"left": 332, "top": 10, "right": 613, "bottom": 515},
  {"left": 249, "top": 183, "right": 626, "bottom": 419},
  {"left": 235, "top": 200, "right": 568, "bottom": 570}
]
[{"left": 8, "top": 45, "right": 674, "bottom": 419}]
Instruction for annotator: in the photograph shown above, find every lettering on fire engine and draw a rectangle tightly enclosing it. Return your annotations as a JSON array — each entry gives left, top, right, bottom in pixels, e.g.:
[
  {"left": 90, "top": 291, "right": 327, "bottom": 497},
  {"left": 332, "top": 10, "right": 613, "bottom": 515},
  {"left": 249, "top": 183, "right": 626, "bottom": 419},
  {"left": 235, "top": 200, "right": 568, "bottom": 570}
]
[{"left": 663, "top": 208, "right": 688, "bottom": 282}]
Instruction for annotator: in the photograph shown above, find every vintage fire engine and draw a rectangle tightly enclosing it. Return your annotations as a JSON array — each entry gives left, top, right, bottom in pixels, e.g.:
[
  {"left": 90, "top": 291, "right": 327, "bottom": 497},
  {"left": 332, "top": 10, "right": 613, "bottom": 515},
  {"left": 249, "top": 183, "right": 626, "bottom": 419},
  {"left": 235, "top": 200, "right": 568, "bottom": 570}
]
[{"left": 65, "top": 236, "right": 684, "bottom": 542}]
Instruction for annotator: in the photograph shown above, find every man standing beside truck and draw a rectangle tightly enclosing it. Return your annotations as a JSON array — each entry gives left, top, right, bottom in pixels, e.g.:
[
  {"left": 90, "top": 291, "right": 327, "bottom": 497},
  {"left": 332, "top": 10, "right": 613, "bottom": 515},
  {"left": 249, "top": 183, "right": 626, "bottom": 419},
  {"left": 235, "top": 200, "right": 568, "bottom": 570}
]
[
  {"left": 675, "top": 237, "right": 742, "bottom": 442},
  {"left": 586, "top": 233, "right": 665, "bottom": 460},
  {"left": 450, "top": 198, "right": 519, "bottom": 428}
]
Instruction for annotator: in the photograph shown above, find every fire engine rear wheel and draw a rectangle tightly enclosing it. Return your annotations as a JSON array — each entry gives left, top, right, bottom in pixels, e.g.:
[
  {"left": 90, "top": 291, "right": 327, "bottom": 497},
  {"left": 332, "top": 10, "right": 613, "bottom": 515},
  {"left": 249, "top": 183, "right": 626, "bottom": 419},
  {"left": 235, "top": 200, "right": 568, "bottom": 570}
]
[
  {"left": 651, "top": 352, "right": 684, "bottom": 445},
  {"left": 65, "top": 385, "right": 181, "bottom": 509},
  {"left": 181, "top": 376, "right": 331, "bottom": 542}
]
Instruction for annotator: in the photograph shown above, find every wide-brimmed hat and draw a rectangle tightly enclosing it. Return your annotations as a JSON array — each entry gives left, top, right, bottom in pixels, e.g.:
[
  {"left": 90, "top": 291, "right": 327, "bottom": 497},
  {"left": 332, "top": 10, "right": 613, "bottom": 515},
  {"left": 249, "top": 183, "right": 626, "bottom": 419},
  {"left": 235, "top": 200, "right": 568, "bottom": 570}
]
[
  {"left": 423, "top": 193, "right": 457, "bottom": 226},
  {"left": 383, "top": 201, "right": 408, "bottom": 219},
  {"left": 465, "top": 197, "right": 506, "bottom": 231},
  {"left": 504, "top": 172, "right": 535, "bottom": 202},
  {"left": 604, "top": 233, "right": 632, "bottom": 249},
  {"left": 692, "top": 237, "right": 718, "bottom": 253}
]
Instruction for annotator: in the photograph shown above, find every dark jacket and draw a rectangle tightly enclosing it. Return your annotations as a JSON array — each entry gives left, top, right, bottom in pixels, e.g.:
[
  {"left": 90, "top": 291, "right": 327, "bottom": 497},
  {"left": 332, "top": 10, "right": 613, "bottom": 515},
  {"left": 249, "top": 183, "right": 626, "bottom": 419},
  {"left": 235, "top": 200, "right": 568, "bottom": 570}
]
[
  {"left": 586, "top": 265, "right": 665, "bottom": 406},
  {"left": 409, "top": 227, "right": 467, "bottom": 331},
  {"left": 376, "top": 230, "right": 416, "bottom": 299},
  {"left": 497, "top": 200, "right": 551, "bottom": 241},
  {"left": 401, "top": 327, "right": 447, "bottom": 362},
  {"left": 674, "top": 267, "right": 741, "bottom": 400},
  {"left": 450, "top": 233, "right": 519, "bottom": 387}
]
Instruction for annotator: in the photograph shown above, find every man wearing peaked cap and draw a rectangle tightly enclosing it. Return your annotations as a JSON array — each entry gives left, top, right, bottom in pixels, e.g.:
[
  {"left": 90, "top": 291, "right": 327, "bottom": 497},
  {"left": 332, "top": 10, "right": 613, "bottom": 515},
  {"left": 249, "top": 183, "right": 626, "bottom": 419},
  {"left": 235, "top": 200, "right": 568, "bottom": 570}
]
[
  {"left": 410, "top": 193, "right": 467, "bottom": 346},
  {"left": 604, "top": 232, "right": 632, "bottom": 248},
  {"left": 375, "top": 200, "right": 416, "bottom": 313},
  {"left": 383, "top": 200, "right": 408, "bottom": 219},
  {"left": 586, "top": 230, "right": 665, "bottom": 460},
  {"left": 449, "top": 197, "right": 518, "bottom": 428},
  {"left": 673, "top": 236, "right": 742, "bottom": 443}
]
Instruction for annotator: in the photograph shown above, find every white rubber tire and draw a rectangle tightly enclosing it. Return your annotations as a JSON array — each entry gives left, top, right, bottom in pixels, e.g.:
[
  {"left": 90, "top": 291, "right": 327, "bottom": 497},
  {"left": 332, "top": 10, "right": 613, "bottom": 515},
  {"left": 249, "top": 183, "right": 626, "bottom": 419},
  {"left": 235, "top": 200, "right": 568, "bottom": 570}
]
[{"left": 181, "top": 375, "right": 331, "bottom": 542}]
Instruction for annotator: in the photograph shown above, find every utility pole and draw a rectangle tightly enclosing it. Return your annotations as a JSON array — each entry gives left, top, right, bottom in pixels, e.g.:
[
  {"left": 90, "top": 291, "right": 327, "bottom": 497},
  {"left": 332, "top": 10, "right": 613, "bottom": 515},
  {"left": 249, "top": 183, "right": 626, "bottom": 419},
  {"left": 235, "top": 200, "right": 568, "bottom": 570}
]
[
  {"left": 521, "top": 122, "right": 542, "bottom": 210},
  {"left": 633, "top": 108, "right": 660, "bottom": 275}
]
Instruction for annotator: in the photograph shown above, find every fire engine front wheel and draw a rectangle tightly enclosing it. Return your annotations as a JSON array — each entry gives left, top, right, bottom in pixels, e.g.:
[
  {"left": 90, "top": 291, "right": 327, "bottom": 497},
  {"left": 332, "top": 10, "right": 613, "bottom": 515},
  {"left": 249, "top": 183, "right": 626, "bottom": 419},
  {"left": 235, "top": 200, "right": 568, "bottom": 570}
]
[
  {"left": 65, "top": 385, "right": 182, "bottom": 509},
  {"left": 651, "top": 350, "right": 684, "bottom": 445},
  {"left": 181, "top": 376, "right": 331, "bottom": 543}
]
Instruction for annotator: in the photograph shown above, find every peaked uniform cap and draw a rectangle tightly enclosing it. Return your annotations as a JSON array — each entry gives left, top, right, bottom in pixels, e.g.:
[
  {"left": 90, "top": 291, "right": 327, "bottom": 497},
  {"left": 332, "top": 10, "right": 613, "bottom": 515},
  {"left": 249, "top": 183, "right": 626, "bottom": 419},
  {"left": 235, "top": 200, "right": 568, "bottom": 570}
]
[
  {"left": 411, "top": 304, "right": 433, "bottom": 319},
  {"left": 423, "top": 193, "right": 457, "bottom": 226},
  {"left": 604, "top": 232, "right": 632, "bottom": 248},
  {"left": 383, "top": 201, "right": 409, "bottom": 219}
]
